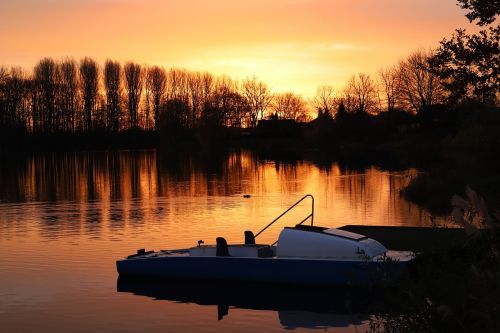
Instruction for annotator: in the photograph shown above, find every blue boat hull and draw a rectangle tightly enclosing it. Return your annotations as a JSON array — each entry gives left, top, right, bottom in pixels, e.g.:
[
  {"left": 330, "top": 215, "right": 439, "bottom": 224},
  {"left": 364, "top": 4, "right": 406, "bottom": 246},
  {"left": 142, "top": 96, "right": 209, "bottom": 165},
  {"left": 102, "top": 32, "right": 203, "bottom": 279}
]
[{"left": 116, "top": 256, "right": 406, "bottom": 286}]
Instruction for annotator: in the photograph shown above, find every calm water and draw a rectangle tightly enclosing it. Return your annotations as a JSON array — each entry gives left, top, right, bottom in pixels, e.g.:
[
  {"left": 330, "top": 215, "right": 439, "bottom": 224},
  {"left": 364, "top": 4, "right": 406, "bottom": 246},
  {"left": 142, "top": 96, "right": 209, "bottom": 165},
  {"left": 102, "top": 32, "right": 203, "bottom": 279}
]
[{"left": 0, "top": 150, "right": 438, "bottom": 333}]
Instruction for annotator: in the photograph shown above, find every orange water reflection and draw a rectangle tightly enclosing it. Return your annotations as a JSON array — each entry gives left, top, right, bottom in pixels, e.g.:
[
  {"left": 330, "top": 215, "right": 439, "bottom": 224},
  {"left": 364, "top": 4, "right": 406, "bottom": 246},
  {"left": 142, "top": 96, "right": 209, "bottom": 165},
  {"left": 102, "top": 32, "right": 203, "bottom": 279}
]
[
  {"left": 0, "top": 150, "right": 436, "bottom": 246},
  {"left": 0, "top": 150, "right": 438, "bottom": 332}
]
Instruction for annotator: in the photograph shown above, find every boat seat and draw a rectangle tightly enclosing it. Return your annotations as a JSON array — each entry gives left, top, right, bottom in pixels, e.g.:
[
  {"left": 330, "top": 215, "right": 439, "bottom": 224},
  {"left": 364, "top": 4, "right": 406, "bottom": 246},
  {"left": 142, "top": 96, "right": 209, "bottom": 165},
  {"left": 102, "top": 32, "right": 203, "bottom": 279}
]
[
  {"left": 216, "top": 237, "right": 230, "bottom": 257},
  {"left": 244, "top": 230, "right": 256, "bottom": 245}
]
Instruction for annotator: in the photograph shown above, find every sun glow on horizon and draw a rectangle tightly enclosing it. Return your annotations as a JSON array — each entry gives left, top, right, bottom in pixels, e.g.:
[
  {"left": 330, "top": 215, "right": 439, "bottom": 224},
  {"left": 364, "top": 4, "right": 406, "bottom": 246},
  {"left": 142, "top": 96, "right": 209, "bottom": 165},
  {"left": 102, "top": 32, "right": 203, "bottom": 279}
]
[{"left": 0, "top": 0, "right": 472, "bottom": 97}]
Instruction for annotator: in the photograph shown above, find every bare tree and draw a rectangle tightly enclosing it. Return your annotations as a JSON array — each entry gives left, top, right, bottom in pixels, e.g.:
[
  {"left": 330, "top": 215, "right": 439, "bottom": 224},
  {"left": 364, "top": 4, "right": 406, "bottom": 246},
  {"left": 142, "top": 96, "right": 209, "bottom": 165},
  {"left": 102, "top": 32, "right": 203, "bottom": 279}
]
[
  {"left": 0, "top": 67, "right": 7, "bottom": 83},
  {"left": 311, "top": 85, "right": 336, "bottom": 117},
  {"left": 143, "top": 66, "right": 152, "bottom": 130},
  {"left": 341, "top": 84, "right": 357, "bottom": 114},
  {"left": 208, "top": 75, "right": 238, "bottom": 127},
  {"left": 166, "top": 68, "right": 190, "bottom": 127},
  {"left": 146, "top": 66, "right": 166, "bottom": 131},
  {"left": 346, "top": 73, "right": 378, "bottom": 114},
  {"left": 124, "top": 62, "right": 143, "bottom": 129},
  {"left": 241, "top": 76, "right": 273, "bottom": 127},
  {"left": 188, "top": 72, "right": 203, "bottom": 127},
  {"left": 0, "top": 67, "right": 9, "bottom": 127},
  {"left": 272, "top": 92, "right": 309, "bottom": 121},
  {"left": 200, "top": 72, "right": 214, "bottom": 109},
  {"left": 104, "top": 60, "right": 122, "bottom": 132},
  {"left": 398, "top": 50, "right": 446, "bottom": 113},
  {"left": 79, "top": 57, "right": 99, "bottom": 131},
  {"left": 34, "top": 58, "right": 58, "bottom": 132},
  {"left": 59, "top": 59, "right": 78, "bottom": 131},
  {"left": 94, "top": 94, "right": 107, "bottom": 130},
  {"left": 226, "top": 92, "right": 251, "bottom": 128},
  {"left": 0, "top": 67, "right": 29, "bottom": 130},
  {"left": 379, "top": 66, "right": 400, "bottom": 112}
]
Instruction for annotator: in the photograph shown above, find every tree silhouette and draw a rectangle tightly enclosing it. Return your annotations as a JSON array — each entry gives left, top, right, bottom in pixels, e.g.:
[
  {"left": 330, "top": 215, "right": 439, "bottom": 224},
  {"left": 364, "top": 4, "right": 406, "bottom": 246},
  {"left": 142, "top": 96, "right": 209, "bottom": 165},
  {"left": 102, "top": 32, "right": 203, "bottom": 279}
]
[
  {"left": 341, "top": 83, "right": 357, "bottom": 114},
  {"left": 210, "top": 75, "right": 239, "bottom": 127},
  {"left": 79, "top": 58, "right": 99, "bottom": 131},
  {"left": 431, "top": 27, "right": 499, "bottom": 104},
  {"left": 104, "top": 60, "right": 122, "bottom": 132},
  {"left": 431, "top": 1, "right": 499, "bottom": 105},
  {"left": 379, "top": 66, "right": 401, "bottom": 112},
  {"left": 166, "top": 69, "right": 190, "bottom": 127},
  {"left": 312, "top": 85, "right": 336, "bottom": 117},
  {"left": 124, "top": 62, "right": 143, "bottom": 129},
  {"left": 398, "top": 50, "right": 445, "bottom": 113},
  {"left": 1, "top": 67, "right": 27, "bottom": 129},
  {"left": 147, "top": 67, "right": 166, "bottom": 131},
  {"left": 457, "top": 0, "right": 500, "bottom": 26},
  {"left": 2, "top": 33, "right": 496, "bottom": 145},
  {"left": 336, "top": 100, "right": 346, "bottom": 119},
  {"left": 272, "top": 92, "right": 308, "bottom": 121},
  {"left": 188, "top": 72, "right": 206, "bottom": 128},
  {"left": 59, "top": 59, "right": 78, "bottom": 132},
  {"left": 242, "top": 77, "right": 273, "bottom": 127},
  {"left": 34, "top": 58, "right": 58, "bottom": 132},
  {"left": 347, "top": 73, "right": 378, "bottom": 114}
]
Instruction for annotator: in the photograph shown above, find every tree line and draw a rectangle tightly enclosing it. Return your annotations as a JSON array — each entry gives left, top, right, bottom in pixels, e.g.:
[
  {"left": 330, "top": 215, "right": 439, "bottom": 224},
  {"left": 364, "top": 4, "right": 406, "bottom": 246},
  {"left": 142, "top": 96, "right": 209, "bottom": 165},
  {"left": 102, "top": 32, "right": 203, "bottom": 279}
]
[
  {"left": 0, "top": 52, "right": 446, "bottom": 134},
  {"left": 0, "top": 59, "right": 311, "bottom": 134},
  {"left": 311, "top": 49, "right": 449, "bottom": 118},
  {"left": 1, "top": 0, "right": 498, "bottom": 136}
]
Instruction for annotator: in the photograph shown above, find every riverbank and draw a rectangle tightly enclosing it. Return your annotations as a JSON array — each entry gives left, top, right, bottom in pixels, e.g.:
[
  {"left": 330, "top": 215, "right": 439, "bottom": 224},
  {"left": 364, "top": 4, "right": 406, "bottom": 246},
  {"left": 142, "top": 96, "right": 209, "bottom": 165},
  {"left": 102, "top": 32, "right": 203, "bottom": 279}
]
[
  {"left": 342, "top": 224, "right": 500, "bottom": 332},
  {"left": 369, "top": 227, "right": 500, "bottom": 333}
]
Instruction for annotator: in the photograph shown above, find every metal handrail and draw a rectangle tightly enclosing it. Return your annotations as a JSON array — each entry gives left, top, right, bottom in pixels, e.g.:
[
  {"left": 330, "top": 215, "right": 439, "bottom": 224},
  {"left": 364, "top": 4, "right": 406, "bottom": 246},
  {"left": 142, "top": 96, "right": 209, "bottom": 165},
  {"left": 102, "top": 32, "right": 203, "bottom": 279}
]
[{"left": 254, "top": 194, "right": 314, "bottom": 239}]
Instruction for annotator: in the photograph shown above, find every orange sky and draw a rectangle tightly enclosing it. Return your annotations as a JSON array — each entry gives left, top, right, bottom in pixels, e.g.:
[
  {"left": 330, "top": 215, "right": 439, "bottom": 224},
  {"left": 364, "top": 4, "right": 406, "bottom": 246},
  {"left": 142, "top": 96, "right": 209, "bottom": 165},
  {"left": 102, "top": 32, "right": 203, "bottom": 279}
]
[{"left": 0, "top": 0, "right": 472, "bottom": 97}]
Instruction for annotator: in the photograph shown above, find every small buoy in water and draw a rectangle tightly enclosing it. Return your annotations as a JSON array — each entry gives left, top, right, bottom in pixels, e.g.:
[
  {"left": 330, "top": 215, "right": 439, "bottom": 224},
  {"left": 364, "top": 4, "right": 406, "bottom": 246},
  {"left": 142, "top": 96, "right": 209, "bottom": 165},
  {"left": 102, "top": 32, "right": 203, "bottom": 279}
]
[{"left": 243, "top": 194, "right": 251, "bottom": 198}]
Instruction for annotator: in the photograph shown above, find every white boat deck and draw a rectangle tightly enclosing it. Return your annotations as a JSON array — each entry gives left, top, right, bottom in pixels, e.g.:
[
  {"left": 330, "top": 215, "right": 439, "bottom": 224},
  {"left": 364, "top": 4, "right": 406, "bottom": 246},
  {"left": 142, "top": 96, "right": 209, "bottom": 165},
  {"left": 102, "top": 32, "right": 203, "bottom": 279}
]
[{"left": 125, "top": 246, "right": 414, "bottom": 262}]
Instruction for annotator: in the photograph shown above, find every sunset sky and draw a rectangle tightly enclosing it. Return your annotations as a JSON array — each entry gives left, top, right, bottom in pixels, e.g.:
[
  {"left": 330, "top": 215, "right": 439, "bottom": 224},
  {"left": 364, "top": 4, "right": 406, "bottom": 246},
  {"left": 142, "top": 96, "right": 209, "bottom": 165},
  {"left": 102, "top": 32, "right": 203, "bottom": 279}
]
[{"left": 0, "top": 0, "right": 473, "bottom": 97}]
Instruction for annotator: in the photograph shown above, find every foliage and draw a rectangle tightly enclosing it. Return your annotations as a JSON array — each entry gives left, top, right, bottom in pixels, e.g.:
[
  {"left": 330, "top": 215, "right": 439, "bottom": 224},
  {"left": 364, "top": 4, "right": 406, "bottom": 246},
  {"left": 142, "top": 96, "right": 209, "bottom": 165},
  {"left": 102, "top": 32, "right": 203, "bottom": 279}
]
[
  {"left": 430, "top": 0, "right": 499, "bottom": 105},
  {"left": 457, "top": 0, "right": 500, "bottom": 26},
  {"left": 430, "top": 25, "right": 500, "bottom": 104}
]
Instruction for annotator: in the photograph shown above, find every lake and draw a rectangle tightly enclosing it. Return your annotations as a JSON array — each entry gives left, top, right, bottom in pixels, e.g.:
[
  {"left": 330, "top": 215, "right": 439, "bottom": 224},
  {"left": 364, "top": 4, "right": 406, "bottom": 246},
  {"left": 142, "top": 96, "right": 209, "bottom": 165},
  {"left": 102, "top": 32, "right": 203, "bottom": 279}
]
[{"left": 0, "top": 149, "right": 440, "bottom": 333}]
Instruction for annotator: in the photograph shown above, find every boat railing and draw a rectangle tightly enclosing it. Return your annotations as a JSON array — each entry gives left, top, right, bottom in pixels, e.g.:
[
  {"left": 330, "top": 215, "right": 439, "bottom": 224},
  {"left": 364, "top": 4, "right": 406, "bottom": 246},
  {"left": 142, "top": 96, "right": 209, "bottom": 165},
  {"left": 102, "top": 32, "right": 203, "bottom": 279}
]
[{"left": 254, "top": 194, "right": 314, "bottom": 241}]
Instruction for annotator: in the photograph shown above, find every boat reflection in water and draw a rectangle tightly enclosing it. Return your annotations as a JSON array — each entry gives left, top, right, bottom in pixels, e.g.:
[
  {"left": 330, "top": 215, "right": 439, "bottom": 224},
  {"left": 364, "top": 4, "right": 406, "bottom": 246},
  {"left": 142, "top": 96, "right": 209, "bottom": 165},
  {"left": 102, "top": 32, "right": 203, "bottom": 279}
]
[{"left": 117, "top": 276, "right": 376, "bottom": 330}]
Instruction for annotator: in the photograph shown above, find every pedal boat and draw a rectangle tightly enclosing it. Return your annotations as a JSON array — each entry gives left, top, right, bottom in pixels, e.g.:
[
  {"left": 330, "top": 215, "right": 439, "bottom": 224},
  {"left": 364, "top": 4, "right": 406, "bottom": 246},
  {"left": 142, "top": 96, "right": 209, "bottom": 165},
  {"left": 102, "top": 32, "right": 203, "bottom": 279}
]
[
  {"left": 116, "top": 195, "right": 413, "bottom": 285},
  {"left": 117, "top": 194, "right": 413, "bottom": 286}
]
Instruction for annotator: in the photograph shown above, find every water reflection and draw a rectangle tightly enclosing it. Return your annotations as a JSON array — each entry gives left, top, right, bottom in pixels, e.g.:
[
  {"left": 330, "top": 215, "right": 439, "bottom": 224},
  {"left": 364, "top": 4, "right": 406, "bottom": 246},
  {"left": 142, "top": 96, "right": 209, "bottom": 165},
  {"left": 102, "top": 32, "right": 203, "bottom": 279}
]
[
  {"left": 0, "top": 150, "right": 440, "bottom": 245},
  {"left": 1, "top": 150, "right": 413, "bottom": 204},
  {"left": 117, "top": 277, "right": 371, "bottom": 330},
  {"left": 0, "top": 150, "right": 441, "bottom": 333}
]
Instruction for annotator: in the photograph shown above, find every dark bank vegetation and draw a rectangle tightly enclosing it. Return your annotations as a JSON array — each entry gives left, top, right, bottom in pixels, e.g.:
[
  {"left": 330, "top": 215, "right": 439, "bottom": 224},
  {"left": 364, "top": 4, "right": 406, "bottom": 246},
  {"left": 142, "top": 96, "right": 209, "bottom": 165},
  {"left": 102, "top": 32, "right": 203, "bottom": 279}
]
[{"left": 369, "top": 188, "right": 500, "bottom": 333}]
